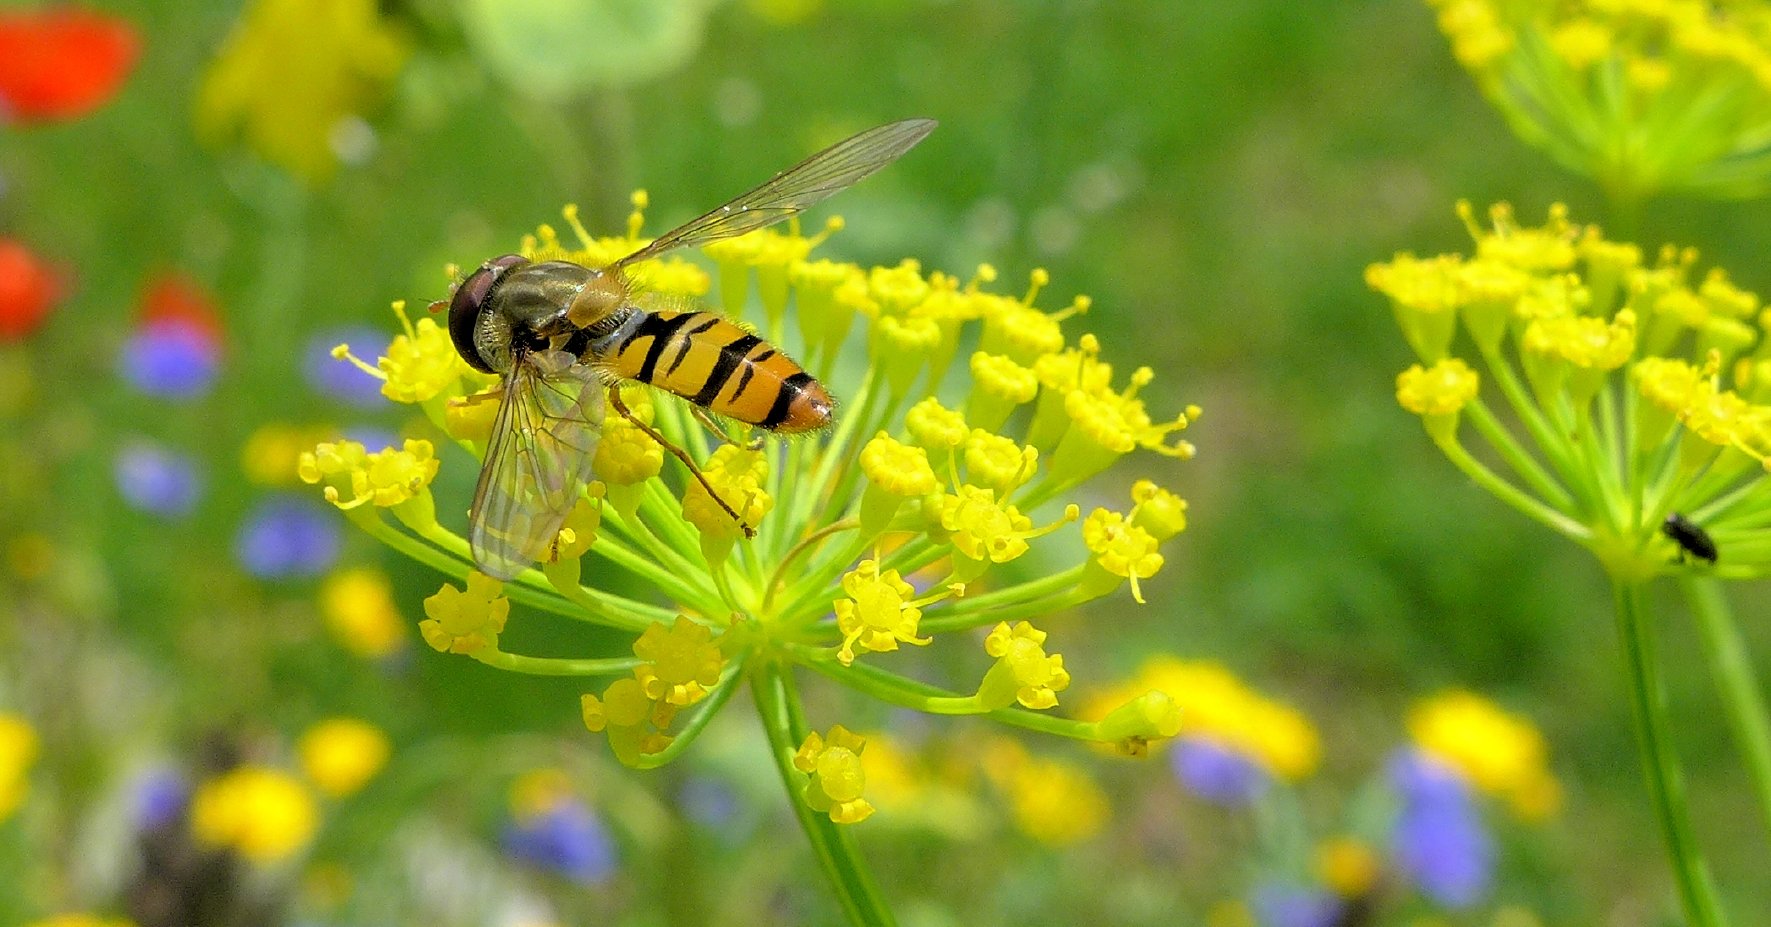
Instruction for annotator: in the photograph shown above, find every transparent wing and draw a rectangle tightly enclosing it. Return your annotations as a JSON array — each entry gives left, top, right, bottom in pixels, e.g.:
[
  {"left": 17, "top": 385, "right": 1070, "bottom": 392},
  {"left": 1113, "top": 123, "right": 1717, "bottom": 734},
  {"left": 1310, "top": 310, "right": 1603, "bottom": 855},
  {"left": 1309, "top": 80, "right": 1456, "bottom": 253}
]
[
  {"left": 611, "top": 118, "right": 936, "bottom": 269},
  {"left": 468, "top": 350, "right": 605, "bottom": 581}
]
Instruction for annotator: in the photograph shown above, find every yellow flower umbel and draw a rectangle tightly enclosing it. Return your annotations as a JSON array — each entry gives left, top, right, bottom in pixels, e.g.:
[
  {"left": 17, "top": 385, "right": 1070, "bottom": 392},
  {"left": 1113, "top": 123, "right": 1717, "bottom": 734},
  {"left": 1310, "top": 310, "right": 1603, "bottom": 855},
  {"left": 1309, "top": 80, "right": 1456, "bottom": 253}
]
[
  {"left": 308, "top": 197, "right": 1199, "bottom": 920},
  {"left": 1427, "top": 0, "right": 1771, "bottom": 199},
  {"left": 1370, "top": 202, "right": 1771, "bottom": 581},
  {"left": 1371, "top": 202, "right": 1771, "bottom": 925}
]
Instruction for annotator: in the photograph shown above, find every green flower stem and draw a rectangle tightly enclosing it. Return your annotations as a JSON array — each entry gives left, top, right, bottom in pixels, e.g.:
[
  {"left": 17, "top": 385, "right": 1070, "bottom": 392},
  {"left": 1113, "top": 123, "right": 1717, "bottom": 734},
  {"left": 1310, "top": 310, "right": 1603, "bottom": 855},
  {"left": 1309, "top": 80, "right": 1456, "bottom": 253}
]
[
  {"left": 1571, "top": 395, "right": 1629, "bottom": 533},
  {"left": 1612, "top": 581, "right": 1730, "bottom": 927},
  {"left": 1461, "top": 399, "right": 1575, "bottom": 510},
  {"left": 1434, "top": 434, "right": 1594, "bottom": 541},
  {"left": 753, "top": 661, "right": 897, "bottom": 927},
  {"left": 590, "top": 507, "right": 726, "bottom": 616},
  {"left": 790, "top": 369, "right": 880, "bottom": 552},
  {"left": 1476, "top": 342, "right": 1591, "bottom": 502},
  {"left": 639, "top": 478, "right": 703, "bottom": 556},
  {"left": 473, "top": 652, "right": 643, "bottom": 676},
  {"left": 762, "top": 518, "right": 860, "bottom": 614},
  {"left": 793, "top": 648, "right": 1111, "bottom": 744},
  {"left": 1680, "top": 576, "right": 1771, "bottom": 845},
  {"left": 920, "top": 565, "right": 1085, "bottom": 631},
  {"left": 633, "top": 665, "right": 743, "bottom": 770},
  {"left": 921, "top": 582, "right": 1091, "bottom": 634},
  {"left": 605, "top": 499, "right": 710, "bottom": 593},
  {"left": 402, "top": 517, "right": 671, "bottom": 631}
]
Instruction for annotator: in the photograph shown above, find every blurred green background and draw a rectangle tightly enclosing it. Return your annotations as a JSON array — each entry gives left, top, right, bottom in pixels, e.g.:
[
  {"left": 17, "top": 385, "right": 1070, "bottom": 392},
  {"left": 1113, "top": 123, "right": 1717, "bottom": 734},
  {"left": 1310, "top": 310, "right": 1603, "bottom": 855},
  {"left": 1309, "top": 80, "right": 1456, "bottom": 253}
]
[{"left": 4, "top": 0, "right": 1771, "bottom": 923}]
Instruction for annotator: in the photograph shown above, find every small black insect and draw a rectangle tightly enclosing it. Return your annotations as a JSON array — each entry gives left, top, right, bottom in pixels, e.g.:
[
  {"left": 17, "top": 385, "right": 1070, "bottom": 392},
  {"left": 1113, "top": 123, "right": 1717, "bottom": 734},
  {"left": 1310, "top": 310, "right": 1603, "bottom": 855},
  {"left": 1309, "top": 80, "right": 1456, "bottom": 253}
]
[{"left": 1663, "top": 513, "right": 1718, "bottom": 564}]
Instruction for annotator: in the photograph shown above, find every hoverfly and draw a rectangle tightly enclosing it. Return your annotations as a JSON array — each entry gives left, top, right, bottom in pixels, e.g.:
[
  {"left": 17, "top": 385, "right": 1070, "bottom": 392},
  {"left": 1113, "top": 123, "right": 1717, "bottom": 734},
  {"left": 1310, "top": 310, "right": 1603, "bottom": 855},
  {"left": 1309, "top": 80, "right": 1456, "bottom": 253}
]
[{"left": 443, "top": 118, "right": 936, "bottom": 580}]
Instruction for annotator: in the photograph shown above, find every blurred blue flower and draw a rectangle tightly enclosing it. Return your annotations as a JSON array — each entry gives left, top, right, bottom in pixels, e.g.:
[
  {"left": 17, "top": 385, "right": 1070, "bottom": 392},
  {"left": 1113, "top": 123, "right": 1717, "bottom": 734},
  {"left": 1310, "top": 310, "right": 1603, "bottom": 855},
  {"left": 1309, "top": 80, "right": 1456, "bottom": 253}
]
[
  {"left": 306, "top": 327, "right": 387, "bottom": 406},
  {"left": 132, "top": 766, "right": 189, "bottom": 830},
  {"left": 235, "top": 495, "right": 341, "bottom": 578},
  {"left": 1172, "top": 736, "right": 1268, "bottom": 805},
  {"left": 342, "top": 425, "right": 398, "bottom": 452},
  {"left": 1388, "top": 749, "right": 1494, "bottom": 909},
  {"left": 115, "top": 441, "right": 202, "bottom": 517},
  {"left": 679, "top": 775, "right": 740, "bottom": 831},
  {"left": 1251, "top": 881, "right": 1343, "bottom": 927},
  {"left": 504, "top": 797, "right": 617, "bottom": 885},
  {"left": 118, "top": 320, "right": 221, "bottom": 399}
]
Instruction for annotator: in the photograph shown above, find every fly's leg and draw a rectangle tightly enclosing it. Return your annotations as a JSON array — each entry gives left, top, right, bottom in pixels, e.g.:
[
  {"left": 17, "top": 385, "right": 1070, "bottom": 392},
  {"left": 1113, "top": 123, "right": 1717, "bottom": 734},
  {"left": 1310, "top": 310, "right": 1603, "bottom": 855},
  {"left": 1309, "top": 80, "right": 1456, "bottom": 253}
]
[
  {"left": 688, "top": 405, "right": 763, "bottom": 451},
  {"left": 608, "top": 387, "right": 756, "bottom": 539}
]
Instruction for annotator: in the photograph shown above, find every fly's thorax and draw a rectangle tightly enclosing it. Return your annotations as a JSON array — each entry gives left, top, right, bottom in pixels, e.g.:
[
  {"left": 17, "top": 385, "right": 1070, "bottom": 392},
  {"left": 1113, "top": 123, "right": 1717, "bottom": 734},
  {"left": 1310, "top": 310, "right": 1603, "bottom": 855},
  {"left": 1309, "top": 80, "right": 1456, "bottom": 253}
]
[
  {"left": 604, "top": 308, "right": 833, "bottom": 432},
  {"left": 447, "top": 255, "right": 603, "bottom": 374}
]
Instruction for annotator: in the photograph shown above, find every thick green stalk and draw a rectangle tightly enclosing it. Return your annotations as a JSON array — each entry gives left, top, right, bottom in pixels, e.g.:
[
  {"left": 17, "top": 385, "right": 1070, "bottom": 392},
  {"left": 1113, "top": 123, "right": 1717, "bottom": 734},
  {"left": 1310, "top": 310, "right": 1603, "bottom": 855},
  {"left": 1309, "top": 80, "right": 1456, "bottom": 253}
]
[
  {"left": 752, "top": 662, "right": 896, "bottom": 927},
  {"left": 1679, "top": 576, "right": 1771, "bottom": 846},
  {"left": 1612, "top": 581, "right": 1730, "bottom": 927}
]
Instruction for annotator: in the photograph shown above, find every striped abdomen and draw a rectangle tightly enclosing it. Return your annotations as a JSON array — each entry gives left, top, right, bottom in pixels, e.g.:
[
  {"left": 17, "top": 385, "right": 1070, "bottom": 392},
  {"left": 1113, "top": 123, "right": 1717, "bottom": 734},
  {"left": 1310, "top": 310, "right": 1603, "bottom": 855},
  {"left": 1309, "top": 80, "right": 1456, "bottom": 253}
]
[{"left": 601, "top": 309, "right": 832, "bottom": 433}]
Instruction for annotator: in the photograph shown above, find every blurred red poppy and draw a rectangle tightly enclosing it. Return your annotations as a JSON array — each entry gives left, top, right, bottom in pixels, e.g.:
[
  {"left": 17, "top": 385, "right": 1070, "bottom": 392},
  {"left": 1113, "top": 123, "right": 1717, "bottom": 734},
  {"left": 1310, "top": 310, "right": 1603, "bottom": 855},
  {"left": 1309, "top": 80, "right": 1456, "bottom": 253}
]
[
  {"left": 140, "top": 272, "right": 224, "bottom": 345},
  {"left": 0, "top": 238, "right": 65, "bottom": 340},
  {"left": 0, "top": 8, "right": 140, "bottom": 123}
]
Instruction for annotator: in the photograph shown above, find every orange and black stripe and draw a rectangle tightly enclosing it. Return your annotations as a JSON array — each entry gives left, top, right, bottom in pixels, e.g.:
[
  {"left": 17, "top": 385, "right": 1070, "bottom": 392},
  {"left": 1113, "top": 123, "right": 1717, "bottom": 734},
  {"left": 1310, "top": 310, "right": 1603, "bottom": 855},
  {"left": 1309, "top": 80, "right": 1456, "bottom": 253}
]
[{"left": 606, "top": 309, "right": 833, "bottom": 433}]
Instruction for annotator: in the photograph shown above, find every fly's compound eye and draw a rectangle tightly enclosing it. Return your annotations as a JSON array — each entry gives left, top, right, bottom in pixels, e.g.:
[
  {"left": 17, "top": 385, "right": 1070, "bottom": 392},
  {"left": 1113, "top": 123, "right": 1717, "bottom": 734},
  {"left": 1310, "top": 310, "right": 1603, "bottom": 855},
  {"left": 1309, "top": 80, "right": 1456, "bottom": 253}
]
[{"left": 448, "top": 253, "right": 529, "bottom": 374}]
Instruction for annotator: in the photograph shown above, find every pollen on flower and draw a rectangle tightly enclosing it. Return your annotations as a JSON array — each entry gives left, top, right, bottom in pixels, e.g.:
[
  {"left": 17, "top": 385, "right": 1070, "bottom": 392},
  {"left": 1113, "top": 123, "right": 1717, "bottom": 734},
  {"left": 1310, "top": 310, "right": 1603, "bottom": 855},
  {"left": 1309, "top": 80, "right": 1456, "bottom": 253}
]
[
  {"left": 1522, "top": 310, "right": 1636, "bottom": 370},
  {"left": 935, "top": 485, "right": 1034, "bottom": 573},
  {"left": 298, "top": 438, "right": 439, "bottom": 513},
  {"left": 905, "top": 397, "right": 970, "bottom": 461},
  {"left": 794, "top": 726, "right": 875, "bottom": 825},
  {"left": 445, "top": 387, "right": 501, "bottom": 443},
  {"left": 419, "top": 572, "right": 510, "bottom": 655},
  {"left": 552, "top": 497, "right": 602, "bottom": 561},
  {"left": 1081, "top": 508, "right": 1164, "bottom": 603},
  {"left": 681, "top": 445, "right": 773, "bottom": 545},
  {"left": 859, "top": 433, "right": 939, "bottom": 498},
  {"left": 1395, "top": 359, "right": 1480, "bottom": 417},
  {"left": 1130, "top": 479, "right": 1188, "bottom": 541},
  {"left": 962, "top": 430, "right": 1037, "bottom": 498},
  {"left": 375, "top": 305, "right": 473, "bottom": 403},
  {"left": 833, "top": 559, "right": 932, "bottom": 666},
  {"left": 189, "top": 766, "right": 318, "bottom": 863},
  {"left": 977, "top": 621, "right": 1071, "bottom": 710},
  {"left": 1364, "top": 252, "right": 1468, "bottom": 315},
  {"left": 633, "top": 616, "right": 724, "bottom": 706}
]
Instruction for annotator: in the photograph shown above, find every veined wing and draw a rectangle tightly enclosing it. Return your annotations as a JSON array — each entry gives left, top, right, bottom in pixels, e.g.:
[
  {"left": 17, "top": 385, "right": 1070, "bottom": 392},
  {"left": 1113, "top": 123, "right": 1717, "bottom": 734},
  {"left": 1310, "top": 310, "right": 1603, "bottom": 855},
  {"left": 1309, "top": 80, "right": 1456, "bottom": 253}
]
[
  {"left": 468, "top": 350, "right": 605, "bottom": 581},
  {"left": 610, "top": 118, "right": 936, "bottom": 270}
]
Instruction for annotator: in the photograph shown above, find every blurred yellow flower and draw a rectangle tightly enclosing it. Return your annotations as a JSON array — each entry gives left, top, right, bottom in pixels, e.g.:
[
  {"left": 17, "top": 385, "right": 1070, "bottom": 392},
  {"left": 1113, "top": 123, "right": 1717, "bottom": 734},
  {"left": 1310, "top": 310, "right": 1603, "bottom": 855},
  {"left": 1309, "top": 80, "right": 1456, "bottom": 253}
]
[
  {"left": 1428, "top": 0, "right": 1771, "bottom": 198},
  {"left": 298, "top": 717, "right": 391, "bottom": 798},
  {"left": 0, "top": 712, "right": 38, "bottom": 821},
  {"left": 1088, "top": 656, "right": 1320, "bottom": 780},
  {"left": 195, "top": 0, "right": 409, "bottom": 184},
  {"left": 1409, "top": 690, "right": 1561, "bottom": 820},
  {"left": 190, "top": 766, "right": 318, "bottom": 863},
  {"left": 319, "top": 567, "right": 407, "bottom": 658},
  {"left": 1314, "top": 835, "right": 1383, "bottom": 897},
  {"left": 23, "top": 916, "right": 137, "bottom": 927},
  {"left": 980, "top": 736, "right": 1108, "bottom": 846}
]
